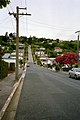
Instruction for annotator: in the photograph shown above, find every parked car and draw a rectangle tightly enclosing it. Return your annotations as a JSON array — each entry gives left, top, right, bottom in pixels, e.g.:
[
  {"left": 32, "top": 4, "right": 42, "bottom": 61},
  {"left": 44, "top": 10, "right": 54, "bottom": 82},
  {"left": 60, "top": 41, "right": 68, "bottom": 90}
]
[{"left": 69, "top": 68, "right": 80, "bottom": 79}]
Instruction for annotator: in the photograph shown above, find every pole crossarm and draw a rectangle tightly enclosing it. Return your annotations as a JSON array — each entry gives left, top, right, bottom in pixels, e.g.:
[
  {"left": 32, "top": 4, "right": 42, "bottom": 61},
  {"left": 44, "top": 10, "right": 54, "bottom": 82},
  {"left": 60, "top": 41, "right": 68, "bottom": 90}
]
[
  {"left": 9, "top": 12, "right": 31, "bottom": 18},
  {"left": 75, "top": 31, "right": 80, "bottom": 34},
  {"left": 19, "top": 7, "right": 27, "bottom": 10},
  {"left": 9, "top": 12, "right": 31, "bottom": 16},
  {"left": 9, "top": 6, "right": 31, "bottom": 18},
  {"left": 19, "top": 13, "right": 31, "bottom": 16}
]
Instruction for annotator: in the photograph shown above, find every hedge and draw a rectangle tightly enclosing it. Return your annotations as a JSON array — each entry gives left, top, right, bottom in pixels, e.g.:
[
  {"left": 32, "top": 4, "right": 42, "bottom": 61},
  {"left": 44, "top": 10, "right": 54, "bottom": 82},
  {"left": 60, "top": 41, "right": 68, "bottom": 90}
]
[{"left": 0, "top": 60, "right": 8, "bottom": 79}]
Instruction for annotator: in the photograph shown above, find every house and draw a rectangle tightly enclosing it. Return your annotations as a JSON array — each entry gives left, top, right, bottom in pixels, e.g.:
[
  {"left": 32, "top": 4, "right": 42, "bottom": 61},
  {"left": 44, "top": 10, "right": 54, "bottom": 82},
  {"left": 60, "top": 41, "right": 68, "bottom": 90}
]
[
  {"left": 2, "top": 53, "right": 10, "bottom": 59},
  {"left": 40, "top": 57, "right": 55, "bottom": 65},
  {"left": 10, "top": 52, "right": 16, "bottom": 59},
  {"left": 40, "top": 57, "right": 48, "bottom": 65},
  {"left": 47, "top": 58, "right": 55, "bottom": 65},
  {"left": 2, "top": 53, "right": 16, "bottom": 64},
  {"left": 10, "top": 49, "right": 24, "bottom": 60},
  {"left": 19, "top": 49, "right": 24, "bottom": 60},
  {"left": 54, "top": 47, "right": 62, "bottom": 53},
  {"left": 35, "top": 48, "right": 46, "bottom": 57},
  {"left": 19, "top": 43, "right": 24, "bottom": 49},
  {"left": 2, "top": 53, "right": 16, "bottom": 72}
]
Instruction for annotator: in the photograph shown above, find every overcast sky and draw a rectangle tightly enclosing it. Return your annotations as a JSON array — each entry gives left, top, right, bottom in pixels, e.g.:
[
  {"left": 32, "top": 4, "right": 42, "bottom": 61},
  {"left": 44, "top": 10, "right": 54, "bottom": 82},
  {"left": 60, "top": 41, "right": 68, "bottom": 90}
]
[{"left": 0, "top": 0, "right": 80, "bottom": 40}]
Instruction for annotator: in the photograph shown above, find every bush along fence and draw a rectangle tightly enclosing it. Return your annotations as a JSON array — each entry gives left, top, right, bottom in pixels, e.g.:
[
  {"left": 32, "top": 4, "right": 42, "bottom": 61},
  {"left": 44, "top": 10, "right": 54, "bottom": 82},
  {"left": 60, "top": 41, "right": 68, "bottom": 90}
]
[{"left": 0, "top": 60, "right": 8, "bottom": 79}]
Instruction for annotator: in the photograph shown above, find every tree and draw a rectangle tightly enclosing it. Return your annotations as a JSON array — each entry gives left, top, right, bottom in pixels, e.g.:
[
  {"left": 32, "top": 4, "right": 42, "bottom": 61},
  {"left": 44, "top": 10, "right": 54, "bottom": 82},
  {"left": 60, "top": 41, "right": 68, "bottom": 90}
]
[
  {"left": 55, "top": 52, "right": 77, "bottom": 66},
  {"left": 2, "top": 32, "right": 9, "bottom": 44},
  {"left": 60, "top": 41, "right": 77, "bottom": 52},
  {"left": 56, "top": 39, "right": 59, "bottom": 43},
  {"left": 0, "top": 47, "right": 3, "bottom": 59},
  {"left": 9, "top": 33, "right": 16, "bottom": 40},
  {"left": 28, "top": 36, "right": 32, "bottom": 45},
  {"left": 0, "top": 0, "right": 10, "bottom": 8}
]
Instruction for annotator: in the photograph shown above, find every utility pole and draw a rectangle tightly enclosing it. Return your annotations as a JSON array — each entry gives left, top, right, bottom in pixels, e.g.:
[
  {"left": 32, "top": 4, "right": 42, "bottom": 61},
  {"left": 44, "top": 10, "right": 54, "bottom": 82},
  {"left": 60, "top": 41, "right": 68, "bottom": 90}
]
[
  {"left": 9, "top": 6, "right": 31, "bottom": 81},
  {"left": 75, "top": 31, "right": 80, "bottom": 67}
]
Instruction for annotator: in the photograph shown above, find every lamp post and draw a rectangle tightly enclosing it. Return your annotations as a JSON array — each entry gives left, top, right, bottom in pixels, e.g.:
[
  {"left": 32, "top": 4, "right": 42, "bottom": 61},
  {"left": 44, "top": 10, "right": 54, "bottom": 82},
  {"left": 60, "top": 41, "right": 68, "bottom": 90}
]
[{"left": 75, "top": 31, "right": 80, "bottom": 67}]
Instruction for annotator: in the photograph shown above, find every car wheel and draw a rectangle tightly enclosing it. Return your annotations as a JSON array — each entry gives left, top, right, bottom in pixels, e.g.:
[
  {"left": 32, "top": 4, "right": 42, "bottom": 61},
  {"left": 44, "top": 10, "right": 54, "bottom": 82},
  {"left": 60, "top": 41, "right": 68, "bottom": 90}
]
[{"left": 75, "top": 75, "right": 77, "bottom": 80}]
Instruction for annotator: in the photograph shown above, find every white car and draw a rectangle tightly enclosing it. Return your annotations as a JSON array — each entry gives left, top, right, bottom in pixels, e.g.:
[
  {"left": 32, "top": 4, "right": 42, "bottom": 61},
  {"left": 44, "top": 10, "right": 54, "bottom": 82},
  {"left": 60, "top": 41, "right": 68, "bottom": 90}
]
[{"left": 69, "top": 68, "right": 80, "bottom": 79}]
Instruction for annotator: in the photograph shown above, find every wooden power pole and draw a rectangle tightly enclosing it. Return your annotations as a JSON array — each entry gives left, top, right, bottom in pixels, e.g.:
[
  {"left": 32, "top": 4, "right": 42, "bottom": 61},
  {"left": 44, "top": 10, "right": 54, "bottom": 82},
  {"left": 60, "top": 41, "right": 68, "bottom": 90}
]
[
  {"left": 9, "top": 6, "right": 31, "bottom": 81},
  {"left": 75, "top": 31, "right": 80, "bottom": 67}
]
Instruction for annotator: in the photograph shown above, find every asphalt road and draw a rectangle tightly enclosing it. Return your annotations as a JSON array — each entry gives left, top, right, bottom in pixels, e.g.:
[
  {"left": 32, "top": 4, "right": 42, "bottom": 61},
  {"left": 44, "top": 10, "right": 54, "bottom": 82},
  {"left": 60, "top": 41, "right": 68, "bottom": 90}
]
[
  {"left": 28, "top": 45, "right": 33, "bottom": 63},
  {"left": 15, "top": 63, "right": 80, "bottom": 120}
]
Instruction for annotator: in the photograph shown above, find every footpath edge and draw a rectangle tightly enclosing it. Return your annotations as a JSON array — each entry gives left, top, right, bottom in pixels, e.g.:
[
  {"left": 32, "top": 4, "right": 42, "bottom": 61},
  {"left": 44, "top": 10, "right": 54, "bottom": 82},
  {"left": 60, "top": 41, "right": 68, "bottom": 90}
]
[{"left": 0, "top": 68, "right": 26, "bottom": 120}]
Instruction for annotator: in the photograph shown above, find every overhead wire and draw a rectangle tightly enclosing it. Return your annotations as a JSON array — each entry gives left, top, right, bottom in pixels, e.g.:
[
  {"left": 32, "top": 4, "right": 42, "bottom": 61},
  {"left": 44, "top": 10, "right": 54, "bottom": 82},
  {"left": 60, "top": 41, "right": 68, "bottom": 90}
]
[
  {"left": 6, "top": 6, "right": 15, "bottom": 31},
  {"left": 25, "top": 0, "right": 27, "bottom": 7},
  {"left": 18, "top": 7, "right": 24, "bottom": 37},
  {"left": 20, "top": 0, "right": 28, "bottom": 36},
  {"left": 25, "top": 19, "right": 76, "bottom": 39},
  {"left": 0, "top": 6, "right": 15, "bottom": 30},
  {"left": 23, "top": 0, "right": 28, "bottom": 37},
  {"left": 28, "top": 19, "right": 75, "bottom": 32},
  {"left": 0, "top": 16, "right": 10, "bottom": 23},
  {"left": 0, "top": 18, "right": 12, "bottom": 25},
  {"left": 25, "top": 0, "right": 28, "bottom": 36},
  {"left": 20, "top": 0, "right": 23, "bottom": 7},
  {"left": 9, "top": 4, "right": 14, "bottom": 12},
  {"left": 0, "top": 0, "right": 76, "bottom": 39}
]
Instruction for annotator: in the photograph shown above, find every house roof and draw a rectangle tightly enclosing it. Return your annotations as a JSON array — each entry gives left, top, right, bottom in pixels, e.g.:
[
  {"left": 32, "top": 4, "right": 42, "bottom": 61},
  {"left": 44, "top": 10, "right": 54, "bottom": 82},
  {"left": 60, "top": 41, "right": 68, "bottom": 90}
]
[
  {"left": 40, "top": 57, "right": 55, "bottom": 61},
  {"left": 2, "top": 53, "right": 10, "bottom": 59},
  {"left": 3, "top": 58, "right": 16, "bottom": 63},
  {"left": 11, "top": 52, "right": 16, "bottom": 55}
]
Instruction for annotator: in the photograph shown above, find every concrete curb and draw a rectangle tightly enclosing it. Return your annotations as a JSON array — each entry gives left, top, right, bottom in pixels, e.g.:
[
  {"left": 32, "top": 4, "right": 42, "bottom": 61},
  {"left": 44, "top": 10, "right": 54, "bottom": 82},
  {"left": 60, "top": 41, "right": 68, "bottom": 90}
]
[{"left": 0, "top": 68, "right": 26, "bottom": 120}]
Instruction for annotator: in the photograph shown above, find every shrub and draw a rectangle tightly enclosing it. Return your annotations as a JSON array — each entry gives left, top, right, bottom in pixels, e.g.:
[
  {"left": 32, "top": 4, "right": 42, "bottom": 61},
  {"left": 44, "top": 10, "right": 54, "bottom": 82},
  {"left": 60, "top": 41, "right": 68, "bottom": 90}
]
[{"left": 0, "top": 60, "right": 8, "bottom": 79}]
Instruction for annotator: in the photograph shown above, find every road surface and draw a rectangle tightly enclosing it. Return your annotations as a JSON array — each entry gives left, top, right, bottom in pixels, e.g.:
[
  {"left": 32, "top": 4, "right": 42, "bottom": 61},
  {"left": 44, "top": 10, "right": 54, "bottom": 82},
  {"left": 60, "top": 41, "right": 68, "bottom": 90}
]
[
  {"left": 3, "top": 46, "right": 80, "bottom": 120},
  {"left": 28, "top": 45, "right": 33, "bottom": 63},
  {"left": 14, "top": 63, "right": 80, "bottom": 120}
]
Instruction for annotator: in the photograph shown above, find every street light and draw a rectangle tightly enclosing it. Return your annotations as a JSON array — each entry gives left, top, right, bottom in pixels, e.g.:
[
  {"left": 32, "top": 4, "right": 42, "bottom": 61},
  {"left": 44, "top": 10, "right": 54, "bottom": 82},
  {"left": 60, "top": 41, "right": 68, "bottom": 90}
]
[{"left": 75, "top": 31, "right": 80, "bottom": 67}]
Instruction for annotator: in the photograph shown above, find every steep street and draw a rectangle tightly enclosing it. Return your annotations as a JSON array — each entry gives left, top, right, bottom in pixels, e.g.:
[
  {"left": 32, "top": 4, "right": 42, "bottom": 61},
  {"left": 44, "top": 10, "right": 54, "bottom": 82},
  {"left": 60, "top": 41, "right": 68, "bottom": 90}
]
[
  {"left": 14, "top": 46, "right": 80, "bottom": 120},
  {"left": 15, "top": 63, "right": 80, "bottom": 120},
  {"left": 2, "top": 46, "right": 80, "bottom": 120}
]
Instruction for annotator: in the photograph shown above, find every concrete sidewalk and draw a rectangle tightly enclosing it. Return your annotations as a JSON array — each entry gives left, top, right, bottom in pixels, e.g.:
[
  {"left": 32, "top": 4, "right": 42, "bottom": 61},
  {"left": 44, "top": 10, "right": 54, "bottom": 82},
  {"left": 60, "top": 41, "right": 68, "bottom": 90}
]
[{"left": 0, "top": 68, "right": 23, "bottom": 112}]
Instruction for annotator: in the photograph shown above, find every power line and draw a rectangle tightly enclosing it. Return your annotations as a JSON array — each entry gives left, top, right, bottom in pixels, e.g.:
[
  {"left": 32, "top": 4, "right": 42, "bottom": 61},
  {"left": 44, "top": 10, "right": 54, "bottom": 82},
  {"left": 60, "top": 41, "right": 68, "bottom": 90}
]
[
  {"left": 0, "top": 16, "right": 9, "bottom": 22},
  {"left": 25, "top": 0, "right": 28, "bottom": 36},
  {"left": 25, "top": 0, "right": 27, "bottom": 7},
  {"left": 9, "top": 4, "right": 14, "bottom": 12},
  {"left": 19, "top": 0, "right": 28, "bottom": 36},
  {"left": 20, "top": 0, "right": 22, "bottom": 6},
  {"left": 27, "top": 19, "right": 77, "bottom": 32},
  {"left": 7, "top": 7, "right": 15, "bottom": 31}
]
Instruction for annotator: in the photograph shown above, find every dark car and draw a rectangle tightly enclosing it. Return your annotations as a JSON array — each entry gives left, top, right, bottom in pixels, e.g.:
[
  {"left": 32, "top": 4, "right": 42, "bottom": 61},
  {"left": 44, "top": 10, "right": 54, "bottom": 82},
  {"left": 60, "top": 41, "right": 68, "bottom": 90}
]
[{"left": 27, "top": 64, "right": 30, "bottom": 67}]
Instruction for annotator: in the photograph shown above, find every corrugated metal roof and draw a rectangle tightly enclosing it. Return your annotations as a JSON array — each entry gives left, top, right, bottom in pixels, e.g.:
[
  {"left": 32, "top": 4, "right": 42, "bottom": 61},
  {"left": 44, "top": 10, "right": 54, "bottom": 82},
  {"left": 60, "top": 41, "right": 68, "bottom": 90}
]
[
  {"left": 2, "top": 53, "right": 10, "bottom": 58},
  {"left": 3, "top": 59, "right": 16, "bottom": 63}
]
